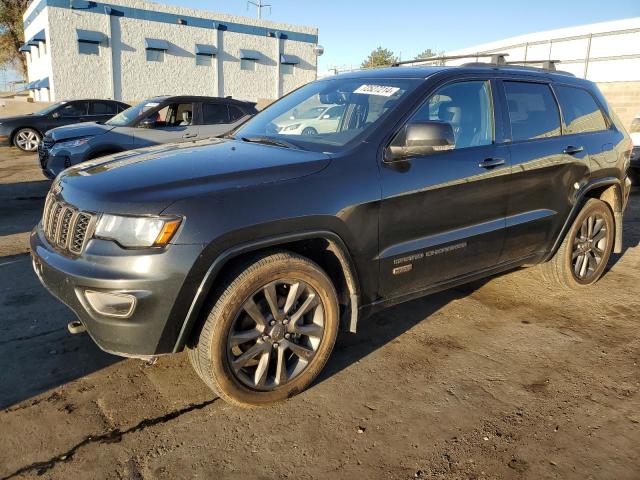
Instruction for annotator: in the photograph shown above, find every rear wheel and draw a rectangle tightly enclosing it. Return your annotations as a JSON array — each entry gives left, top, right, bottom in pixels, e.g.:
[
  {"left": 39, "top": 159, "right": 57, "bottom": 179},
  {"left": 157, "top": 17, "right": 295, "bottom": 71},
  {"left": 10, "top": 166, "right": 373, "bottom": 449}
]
[
  {"left": 189, "top": 252, "right": 339, "bottom": 407},
  {"left": 539, "top": 199, "right": 614, "bottom": 289},
  {"left": 13, "top": 128, "right": 41, "bottom": 152},
  {"left": 302, "top": 127, "right": 318, "bottom": 136}
]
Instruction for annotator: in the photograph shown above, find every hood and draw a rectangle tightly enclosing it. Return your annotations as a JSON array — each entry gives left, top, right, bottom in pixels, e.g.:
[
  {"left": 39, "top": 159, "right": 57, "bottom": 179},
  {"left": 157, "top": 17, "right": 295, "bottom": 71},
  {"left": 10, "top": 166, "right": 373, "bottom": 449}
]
[
  {"left": 0, "top": 114, "right": 36, "bottom": 124},
  {"left": 48, "top": 122, "right": 114, "bottom": 141},
  {"left": 56, "top": 138, "right": 331, "bottom": 214}
]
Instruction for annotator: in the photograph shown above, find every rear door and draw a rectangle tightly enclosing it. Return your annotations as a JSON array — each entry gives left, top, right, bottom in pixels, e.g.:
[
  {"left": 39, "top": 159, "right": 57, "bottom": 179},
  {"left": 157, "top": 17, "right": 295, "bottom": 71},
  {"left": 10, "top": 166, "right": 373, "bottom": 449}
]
[
  {"left": 379, "top": 77, "right": 511, "bottom": 298},
  {"left": 497, "top": 79, "right": 590, "bottom": 263},
  {"left": 197, "top": 102, "right": 233, "bottom": 139},
  {"left": 133, "top": 102, "right": 198, "bottom": 147},
  {"left": 88, "top": 101, "right": 120, "bottom": 123}
]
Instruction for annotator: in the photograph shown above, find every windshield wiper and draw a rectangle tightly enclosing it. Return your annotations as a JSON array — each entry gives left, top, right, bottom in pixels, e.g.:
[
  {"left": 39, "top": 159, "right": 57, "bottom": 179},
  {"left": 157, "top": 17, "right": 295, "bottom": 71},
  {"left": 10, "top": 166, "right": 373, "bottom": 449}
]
[{"left": 240, "top": 136, "right": 298, "bottom": 149}]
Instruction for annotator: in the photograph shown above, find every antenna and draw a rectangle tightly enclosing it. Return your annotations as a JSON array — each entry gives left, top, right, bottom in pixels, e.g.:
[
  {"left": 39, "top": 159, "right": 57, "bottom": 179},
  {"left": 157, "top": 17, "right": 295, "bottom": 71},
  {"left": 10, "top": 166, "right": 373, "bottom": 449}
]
[{"left": 247, "top": 0, "right": 271, "bottom": 19}]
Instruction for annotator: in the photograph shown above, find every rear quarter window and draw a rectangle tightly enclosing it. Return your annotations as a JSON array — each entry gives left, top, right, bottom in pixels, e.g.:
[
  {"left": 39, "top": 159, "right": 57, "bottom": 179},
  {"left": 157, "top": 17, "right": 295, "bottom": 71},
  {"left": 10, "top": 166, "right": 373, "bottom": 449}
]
[
  {"left": 554, "top": 85, "right": 608, "bottom": 134},
  {"left": 504, "top": 81, "right": 561, "bottom": 142}
]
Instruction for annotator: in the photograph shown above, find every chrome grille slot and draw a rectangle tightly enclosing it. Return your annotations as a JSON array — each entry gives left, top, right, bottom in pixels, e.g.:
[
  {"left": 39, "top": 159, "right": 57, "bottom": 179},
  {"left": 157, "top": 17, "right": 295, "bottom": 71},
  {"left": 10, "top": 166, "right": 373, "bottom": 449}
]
[
  {"left": 70, "top": 213, "right": 92, "bottom": 254},
  {"left": 41, "top": 194, "right": 94, "bottom": 255}
]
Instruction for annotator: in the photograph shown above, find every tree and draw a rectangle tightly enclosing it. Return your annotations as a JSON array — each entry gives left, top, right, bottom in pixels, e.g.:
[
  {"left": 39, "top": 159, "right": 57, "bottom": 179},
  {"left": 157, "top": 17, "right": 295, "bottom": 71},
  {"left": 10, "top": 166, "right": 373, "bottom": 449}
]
[
  {"left": 416, "top": 49, "right": 436, "bottom": 60},
  {"left": 361, "top": 47, "right": 397, "bottom": 69},
  {"left": 415, "top": 48, "right": 445, "bottom": 65},
  {"left": 0, "top": 0, "right": 29, "bottom": 80}
]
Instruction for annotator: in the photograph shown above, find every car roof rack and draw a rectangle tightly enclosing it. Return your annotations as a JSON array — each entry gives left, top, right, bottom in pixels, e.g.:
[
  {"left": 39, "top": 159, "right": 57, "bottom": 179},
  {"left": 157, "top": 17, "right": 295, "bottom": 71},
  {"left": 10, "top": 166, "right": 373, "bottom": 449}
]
[
  {"left": 392, "top": 52, "right": 509, "bottom": 67},
  {"left": 394, "top": 53, "right": 575, "bottom": 76}
]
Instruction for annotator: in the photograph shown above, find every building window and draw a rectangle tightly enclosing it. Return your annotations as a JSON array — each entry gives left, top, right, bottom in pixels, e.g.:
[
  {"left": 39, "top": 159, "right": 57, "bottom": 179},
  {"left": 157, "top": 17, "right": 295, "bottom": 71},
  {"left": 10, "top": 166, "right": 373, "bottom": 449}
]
[
  {"left": 78, "top": 41, "right": 99, "bottom": 56},
  {"left": 280, "top": 63, "right": 294, "bottom": 75},
  {"left": 240, "top": 59, "right": 256, "bottom": 71},
  {"left": 146, "top": 49, "right": 165, "bottom": 62},
  {"left": 196, "top": 54, "right": 212, "bottom": 66}
]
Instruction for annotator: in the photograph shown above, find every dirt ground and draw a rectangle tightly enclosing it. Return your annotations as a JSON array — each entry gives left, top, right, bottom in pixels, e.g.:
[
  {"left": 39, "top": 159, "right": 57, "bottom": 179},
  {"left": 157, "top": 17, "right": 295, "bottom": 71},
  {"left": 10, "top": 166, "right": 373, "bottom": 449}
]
[{"left": 0, "top": 145, "right": 638, "bottom": 480}]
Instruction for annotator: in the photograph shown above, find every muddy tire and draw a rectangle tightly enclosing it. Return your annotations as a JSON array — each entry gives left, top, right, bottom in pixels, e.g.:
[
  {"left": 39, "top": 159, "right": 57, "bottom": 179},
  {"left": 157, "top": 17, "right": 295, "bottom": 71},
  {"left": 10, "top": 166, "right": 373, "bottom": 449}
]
[
  {"left": 539, "top": 199, "right": 614, "bottom": 290},
  {"left": 190, "top": 251, "right": 339, "bottom": 407}
]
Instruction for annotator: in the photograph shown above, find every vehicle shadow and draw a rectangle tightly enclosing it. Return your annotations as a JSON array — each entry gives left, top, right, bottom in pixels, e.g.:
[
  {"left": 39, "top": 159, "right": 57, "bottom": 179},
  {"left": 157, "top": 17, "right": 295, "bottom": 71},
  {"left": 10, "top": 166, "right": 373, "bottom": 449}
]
[
  {"left": 0, "top": 180, "right": 50, "bottom": 237},
  {"left": 0, "top": 254, "right": 120, "bottom": 409}
]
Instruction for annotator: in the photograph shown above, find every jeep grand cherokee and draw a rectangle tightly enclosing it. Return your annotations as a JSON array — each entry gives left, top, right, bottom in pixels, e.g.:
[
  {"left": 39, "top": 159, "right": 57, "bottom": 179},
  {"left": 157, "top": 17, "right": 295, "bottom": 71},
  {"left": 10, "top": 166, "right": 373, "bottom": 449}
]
[{"left": 31, "top": 62, "right": 632, "bottom": 406}]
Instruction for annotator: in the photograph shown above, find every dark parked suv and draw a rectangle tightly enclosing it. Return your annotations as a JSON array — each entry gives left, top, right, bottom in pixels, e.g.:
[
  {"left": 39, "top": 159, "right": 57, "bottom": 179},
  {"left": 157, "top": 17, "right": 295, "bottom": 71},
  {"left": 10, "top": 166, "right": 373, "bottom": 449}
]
[{"left": 31, "top": 60, "right": 632, "bottom": 406}]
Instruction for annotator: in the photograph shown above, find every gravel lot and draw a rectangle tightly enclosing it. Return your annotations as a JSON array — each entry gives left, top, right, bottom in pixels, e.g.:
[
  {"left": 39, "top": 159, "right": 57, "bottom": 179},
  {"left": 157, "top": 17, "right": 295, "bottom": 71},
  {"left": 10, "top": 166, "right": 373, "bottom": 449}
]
[{"left": 0, "top": 146, "right": 639, "bottom": 480}]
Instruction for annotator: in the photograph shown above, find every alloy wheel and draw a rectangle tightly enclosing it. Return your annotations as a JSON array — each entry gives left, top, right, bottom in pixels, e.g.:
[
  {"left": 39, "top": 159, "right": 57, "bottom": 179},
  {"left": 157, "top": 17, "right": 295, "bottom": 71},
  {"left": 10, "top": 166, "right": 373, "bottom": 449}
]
[
  {"left": 15, "top": 130, "right": 40, "bottom": 151},
  {"left": 572, "top": 213, "right": 608, "bottom": 280},
  {"left": 227, "top": 279, "right": 325, "bottom": 391}
]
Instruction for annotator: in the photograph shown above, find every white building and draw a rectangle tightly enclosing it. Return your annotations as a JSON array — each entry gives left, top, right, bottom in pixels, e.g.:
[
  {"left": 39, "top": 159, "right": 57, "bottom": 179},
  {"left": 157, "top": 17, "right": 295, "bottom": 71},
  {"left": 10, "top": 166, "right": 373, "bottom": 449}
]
[
  {"left": 406, "top": 17, "right": 640, "bottom": 127},
  {"left": 21, "top": 0, "right": 321, "bottom": 103}
]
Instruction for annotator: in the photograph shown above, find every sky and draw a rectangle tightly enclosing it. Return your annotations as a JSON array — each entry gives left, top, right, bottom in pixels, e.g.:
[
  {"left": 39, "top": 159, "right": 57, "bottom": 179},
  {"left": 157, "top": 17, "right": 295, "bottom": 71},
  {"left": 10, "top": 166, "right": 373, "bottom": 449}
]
[{"left": 161, "top": 0, "right": 640, "bottom": 72}]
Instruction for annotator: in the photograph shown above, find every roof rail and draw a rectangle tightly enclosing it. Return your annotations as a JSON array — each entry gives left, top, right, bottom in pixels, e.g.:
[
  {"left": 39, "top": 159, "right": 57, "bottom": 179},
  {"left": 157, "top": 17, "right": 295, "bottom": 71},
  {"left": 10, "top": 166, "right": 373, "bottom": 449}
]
[{"left": 392, "top": 52, "right": 509, "bottom": 67}]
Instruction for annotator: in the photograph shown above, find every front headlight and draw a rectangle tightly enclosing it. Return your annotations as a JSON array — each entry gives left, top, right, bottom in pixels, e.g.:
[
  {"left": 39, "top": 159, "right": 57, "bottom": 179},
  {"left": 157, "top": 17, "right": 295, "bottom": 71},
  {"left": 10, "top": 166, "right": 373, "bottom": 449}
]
[
  {"left": 283, "top": 123, "right": 301, "bottom": 131},
  {"left": 94, "top": 214, "right": 182, "bottom": 248},
  {"left": 56, "top": 137, "right": 92, "bottom": 149}
]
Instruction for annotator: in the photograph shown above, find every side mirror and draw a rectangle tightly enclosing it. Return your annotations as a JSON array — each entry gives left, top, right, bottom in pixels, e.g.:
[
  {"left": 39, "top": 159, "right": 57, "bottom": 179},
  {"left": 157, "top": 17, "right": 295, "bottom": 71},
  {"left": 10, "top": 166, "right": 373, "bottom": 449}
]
[
  {"left": 51, "top": 112, "right": 60, "bottom": 119},
  {"left": 386, "top": 121, "right": 455, "bottom": 161},
  {"left": 138, "top": 117, "right": 155, "bottom": 129}
]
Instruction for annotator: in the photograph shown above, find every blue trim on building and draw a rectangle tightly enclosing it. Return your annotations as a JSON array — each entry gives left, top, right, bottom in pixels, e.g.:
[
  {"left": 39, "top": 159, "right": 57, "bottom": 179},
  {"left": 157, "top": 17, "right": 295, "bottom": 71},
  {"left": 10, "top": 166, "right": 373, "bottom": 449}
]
[
  {"left": 144, "top": 38, "right": 170, "bottom": 50},
  {"left": 195, "top": 44, "right": 217, "bottom": 56},
  {"left": 239, "top": 49, "right": 262, "bottom": 60},
  {"left": 24, "top": 0, "right": 318, "bottom": 44},
  {"left": 280, "top": 54, "right": 299, "bottom": 65},
  {"left": 76, "top": 29, "right": 107, "bottom": 43}
]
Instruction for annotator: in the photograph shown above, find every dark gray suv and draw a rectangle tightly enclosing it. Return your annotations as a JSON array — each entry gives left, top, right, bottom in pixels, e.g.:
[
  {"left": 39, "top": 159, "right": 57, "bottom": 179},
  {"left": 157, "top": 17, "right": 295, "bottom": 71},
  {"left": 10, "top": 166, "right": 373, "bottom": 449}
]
[{"left": 31, "top": 59, "right": 633, "bottom": 406}]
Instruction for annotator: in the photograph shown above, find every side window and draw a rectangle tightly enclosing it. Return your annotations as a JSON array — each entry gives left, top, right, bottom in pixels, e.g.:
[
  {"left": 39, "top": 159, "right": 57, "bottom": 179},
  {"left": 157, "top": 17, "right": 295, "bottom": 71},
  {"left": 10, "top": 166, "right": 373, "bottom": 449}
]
[
  {"left": 324, "top": 106, "right": 344, "bottom": 119},
  {"left": 398, "top": 80, "right": 494, "bottom": 152},
  {"left": 504, "top": 82, "right": 561, "bottom": 141},
  {"left": 90, "top": 101, "right": 117, "bottom": 115},
  {"left": 59, "top": 102, "right": 87, "bottom": 117},
  {"left": 554, "top": 85, "right": 608, "bottom": 134},
  {"left": 142, "top": 103, "right": 193, "bottom": 128},
  {"left": 228, "top": 106, "right": 245, "bottom": 122},
  {"left": 202, "top": 103, "right": 230, "bottom": 124}
]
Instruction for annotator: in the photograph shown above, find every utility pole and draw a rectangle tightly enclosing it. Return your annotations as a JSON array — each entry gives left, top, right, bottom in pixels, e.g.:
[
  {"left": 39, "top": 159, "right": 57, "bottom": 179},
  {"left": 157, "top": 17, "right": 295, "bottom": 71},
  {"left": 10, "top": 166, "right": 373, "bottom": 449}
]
[{"left": 247, "top": 0, "right": 271, "bottom": 19}]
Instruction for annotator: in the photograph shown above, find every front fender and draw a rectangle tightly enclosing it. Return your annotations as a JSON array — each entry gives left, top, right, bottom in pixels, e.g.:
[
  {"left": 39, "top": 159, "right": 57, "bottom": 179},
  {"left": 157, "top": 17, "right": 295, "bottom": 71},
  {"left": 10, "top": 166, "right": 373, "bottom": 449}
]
[{"left": 168, "top": 229, "right": 360, "bottom": 353}]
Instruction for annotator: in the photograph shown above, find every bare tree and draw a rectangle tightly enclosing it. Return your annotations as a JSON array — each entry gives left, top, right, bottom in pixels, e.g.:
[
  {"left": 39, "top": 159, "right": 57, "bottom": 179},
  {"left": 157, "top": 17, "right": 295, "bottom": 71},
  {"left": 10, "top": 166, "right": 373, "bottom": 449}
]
[{"left": 0, "top": 0, "right": 29, "bottom": 79}]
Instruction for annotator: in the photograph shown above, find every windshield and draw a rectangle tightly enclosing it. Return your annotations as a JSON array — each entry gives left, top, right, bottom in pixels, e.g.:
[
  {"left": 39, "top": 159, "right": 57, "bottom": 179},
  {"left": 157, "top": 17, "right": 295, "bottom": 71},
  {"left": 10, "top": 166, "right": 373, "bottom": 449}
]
[
  {"left": 234, "top": 77, "right": 422, "bottom": 152},
  {"left": 36, "top": 102, "right": 66, "bottom": 116},
  {"left": 106, "top": 100, "right": 164, "bottom": 127}
]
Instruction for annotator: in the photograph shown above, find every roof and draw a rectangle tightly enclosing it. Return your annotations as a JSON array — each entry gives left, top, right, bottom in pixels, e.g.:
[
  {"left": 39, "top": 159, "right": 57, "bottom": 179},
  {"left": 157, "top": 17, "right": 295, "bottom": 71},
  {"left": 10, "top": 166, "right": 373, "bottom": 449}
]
[
  {"left": 331, "top": 64, "right": 591, "bottom": 86},
  {"left": 144, "top": 95, "right": 256, "bottom": 106}
]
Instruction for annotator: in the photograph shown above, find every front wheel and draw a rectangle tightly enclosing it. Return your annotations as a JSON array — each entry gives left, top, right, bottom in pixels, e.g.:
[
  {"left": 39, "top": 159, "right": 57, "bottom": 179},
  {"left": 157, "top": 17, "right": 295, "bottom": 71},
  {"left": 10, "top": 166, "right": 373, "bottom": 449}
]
[
  {"left": 539, "top": 199, "right": 614, "bottom": 289},
  {"left": 13, "top": 128, "right": 41, "bottom": 152},
  {"left": 189, "top": 252, "right": 339, "bottom": 407},
  {"left": 301, "top": 127, "right": 318, "bottom": 136}
]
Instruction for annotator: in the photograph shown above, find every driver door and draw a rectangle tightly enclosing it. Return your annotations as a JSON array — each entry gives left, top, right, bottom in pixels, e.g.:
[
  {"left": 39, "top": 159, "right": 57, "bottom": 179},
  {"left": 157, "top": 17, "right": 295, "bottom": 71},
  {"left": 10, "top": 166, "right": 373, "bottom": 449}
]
[
  {"left": 48, "top": 101, "right": 89, "bottom": 129},
  {"left": 378, "top": 78, "right": 510, "bottom": 298},
  {"left": 133, "top": 103, "right": 198, "bottom": 147}
]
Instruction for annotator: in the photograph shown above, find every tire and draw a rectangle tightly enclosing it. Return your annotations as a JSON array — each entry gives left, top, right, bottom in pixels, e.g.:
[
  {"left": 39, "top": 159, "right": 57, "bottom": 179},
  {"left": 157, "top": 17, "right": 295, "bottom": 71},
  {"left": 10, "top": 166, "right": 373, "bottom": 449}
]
[
  {"left": 539, "top": 199, "right": 614, "bottom": 290},
  {"left": 190, "top": 251, "right": 339, "bottom": 407},
  {"left": 301, "top": 127, "right": 318, "bottom": 136},
  {"left": 13, "top": 128, "right": 41, "bottom": 152}
]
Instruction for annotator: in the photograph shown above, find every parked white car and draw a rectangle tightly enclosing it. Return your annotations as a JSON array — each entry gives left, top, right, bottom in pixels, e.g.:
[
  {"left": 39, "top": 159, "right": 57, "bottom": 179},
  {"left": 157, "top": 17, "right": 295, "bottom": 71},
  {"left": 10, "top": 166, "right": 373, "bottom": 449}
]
[
  {"left": 276, "top": 105, "right": 345, "bottom": 136},
  {"left": 629, "top": 113, "right": 640, "bottom": 184}
]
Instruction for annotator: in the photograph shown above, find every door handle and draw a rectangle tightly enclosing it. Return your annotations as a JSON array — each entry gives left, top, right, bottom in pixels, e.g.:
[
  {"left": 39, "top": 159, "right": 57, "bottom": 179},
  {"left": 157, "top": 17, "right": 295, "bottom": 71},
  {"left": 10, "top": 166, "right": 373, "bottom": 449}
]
[
  {"left": 478, "top": 157, "right": 505, "bottom": 169},
  {"left": 183, "top": 133, "right": 197, "bottom": 139},
  {"left": 563, "top": 145, "right": 584, "bottom": 155}
]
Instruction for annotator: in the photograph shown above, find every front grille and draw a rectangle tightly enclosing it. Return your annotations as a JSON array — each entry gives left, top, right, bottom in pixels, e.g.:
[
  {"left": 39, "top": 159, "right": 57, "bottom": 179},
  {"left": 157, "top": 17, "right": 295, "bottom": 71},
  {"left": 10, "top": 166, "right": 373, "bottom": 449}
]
[
  {"left": 42, "top": 193, "right": 95, "bottom": 255},
  {"left": 38, "top": 136, "right": 54, "bottom": 168}
]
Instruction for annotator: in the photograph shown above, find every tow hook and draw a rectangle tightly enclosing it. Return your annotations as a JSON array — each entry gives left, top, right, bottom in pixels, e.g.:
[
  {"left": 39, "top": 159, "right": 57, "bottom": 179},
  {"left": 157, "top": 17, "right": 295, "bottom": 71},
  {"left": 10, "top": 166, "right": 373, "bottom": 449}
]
[{"left": 67, "top": 320, "right": 86, "bottom": 334}]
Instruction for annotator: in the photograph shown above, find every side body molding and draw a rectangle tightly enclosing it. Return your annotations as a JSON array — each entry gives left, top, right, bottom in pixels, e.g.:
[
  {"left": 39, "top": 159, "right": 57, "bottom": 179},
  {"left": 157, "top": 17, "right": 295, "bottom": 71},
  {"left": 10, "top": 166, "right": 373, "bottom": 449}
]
[{"left": 172, "top": 230, "right": 361, "bottom": 352}]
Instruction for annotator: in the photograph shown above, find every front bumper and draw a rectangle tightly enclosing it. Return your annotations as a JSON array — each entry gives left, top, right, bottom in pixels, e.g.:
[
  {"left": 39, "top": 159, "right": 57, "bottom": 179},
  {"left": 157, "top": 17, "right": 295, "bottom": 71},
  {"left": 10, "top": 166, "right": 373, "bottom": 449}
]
[{"left": 30, "top": 226, "right": 204, "bottom": 357}]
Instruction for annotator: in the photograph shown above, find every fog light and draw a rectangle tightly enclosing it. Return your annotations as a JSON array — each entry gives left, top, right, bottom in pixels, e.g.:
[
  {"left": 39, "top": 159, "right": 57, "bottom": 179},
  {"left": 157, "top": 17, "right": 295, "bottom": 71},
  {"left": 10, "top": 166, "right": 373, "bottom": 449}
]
[{"left": 85, "top": 290, "right": 136, "bottom": 318}]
